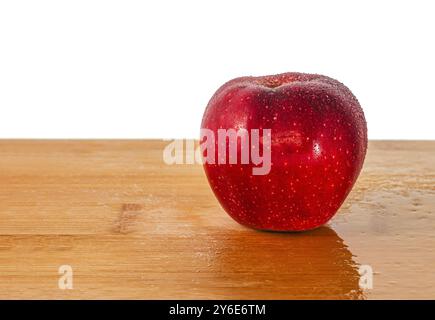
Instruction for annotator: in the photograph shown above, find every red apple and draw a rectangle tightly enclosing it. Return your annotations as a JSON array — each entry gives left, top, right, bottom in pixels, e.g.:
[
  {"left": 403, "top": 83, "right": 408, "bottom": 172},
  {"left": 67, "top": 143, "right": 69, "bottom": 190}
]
[{"left": 201, "top": 72, "right": 367, "bottom": 231}]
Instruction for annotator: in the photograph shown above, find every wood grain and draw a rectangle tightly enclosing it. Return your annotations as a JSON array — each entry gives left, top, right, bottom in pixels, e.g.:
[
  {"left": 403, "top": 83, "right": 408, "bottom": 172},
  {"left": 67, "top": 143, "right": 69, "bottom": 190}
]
[{"left": 0, "top": 140, "right": 434, "bottom": 299}]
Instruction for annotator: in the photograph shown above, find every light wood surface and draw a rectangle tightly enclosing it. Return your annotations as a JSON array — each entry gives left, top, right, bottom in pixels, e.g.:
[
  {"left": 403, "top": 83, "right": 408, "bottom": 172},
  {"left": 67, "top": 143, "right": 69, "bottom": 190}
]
[{"left": 0, "top": 140, "right": 434, "bottom": 299}]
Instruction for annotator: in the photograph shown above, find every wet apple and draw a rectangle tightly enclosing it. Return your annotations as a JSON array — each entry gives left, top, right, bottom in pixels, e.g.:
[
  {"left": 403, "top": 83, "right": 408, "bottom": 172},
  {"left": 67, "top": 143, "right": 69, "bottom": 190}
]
[{"left": 201, "top": 72, "right": 367, "bottom": 231}]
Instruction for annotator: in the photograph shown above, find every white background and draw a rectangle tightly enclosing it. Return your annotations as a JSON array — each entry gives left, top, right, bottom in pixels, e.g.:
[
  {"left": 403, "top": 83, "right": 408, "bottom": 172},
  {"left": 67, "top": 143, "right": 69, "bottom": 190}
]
[{"left": 0, "top": 0, "right": 434, "bottom": 139}]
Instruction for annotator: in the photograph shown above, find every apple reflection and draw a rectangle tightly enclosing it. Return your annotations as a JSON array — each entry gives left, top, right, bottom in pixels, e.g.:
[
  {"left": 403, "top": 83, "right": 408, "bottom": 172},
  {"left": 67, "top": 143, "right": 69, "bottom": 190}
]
[{"left": 211, "top": 226, "right": 364, "bottom": 299}]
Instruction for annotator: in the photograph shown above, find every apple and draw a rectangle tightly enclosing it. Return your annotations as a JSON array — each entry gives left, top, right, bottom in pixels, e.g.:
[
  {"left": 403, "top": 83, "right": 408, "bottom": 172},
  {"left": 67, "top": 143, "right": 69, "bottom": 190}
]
[{"left": 201, "top": 72, "right": 367, "bottom": 231}]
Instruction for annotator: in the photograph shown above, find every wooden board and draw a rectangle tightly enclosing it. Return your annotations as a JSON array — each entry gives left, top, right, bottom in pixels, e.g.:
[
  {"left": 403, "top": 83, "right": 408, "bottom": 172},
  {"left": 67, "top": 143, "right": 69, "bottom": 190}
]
[{"left": 0, "top": 140, "right": 434, "bottom": 299}]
